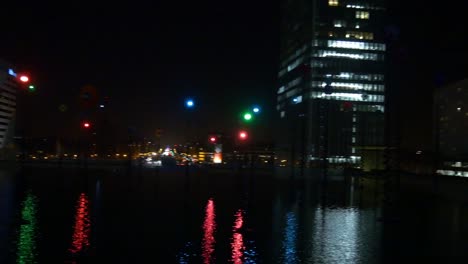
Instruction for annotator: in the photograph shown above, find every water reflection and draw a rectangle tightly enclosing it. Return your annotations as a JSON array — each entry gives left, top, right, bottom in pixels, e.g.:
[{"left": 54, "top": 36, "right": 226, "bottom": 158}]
[
  {"left": 16, "top": 191, "right": 38, "bottom": 264},
  {"left": 202, "top": 198, "right": 216, "bottom": 264},
  {"left": 311, "top": 207, "right": 359, "bottom": 263},
  {"left": 69, "top": 193, "right": 91, "bottom": 255},
  {"left": 231, "top": 209, "right": 244, "bottom": 264},
  {"left": 281, "top": 210, "right": 298, "bottom": 263}
]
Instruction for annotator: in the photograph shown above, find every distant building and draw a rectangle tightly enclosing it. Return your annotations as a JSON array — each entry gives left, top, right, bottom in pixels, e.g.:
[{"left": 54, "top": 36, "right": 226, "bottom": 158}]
[
  {"left": 0, "top": 59, "right": 18, "bottom": 159},
  {"left": 435, "top": 78, "right": 468, "bottom": 177},
  {"left": 276, "top": 0, "right": 386, "bottom": 169}
]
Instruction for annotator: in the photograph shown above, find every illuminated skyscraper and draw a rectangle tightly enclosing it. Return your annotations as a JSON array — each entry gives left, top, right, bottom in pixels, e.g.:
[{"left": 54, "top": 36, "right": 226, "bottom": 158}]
[
  {"left": 0, "top": 59, "right": 17, "bottom": 156},
  {"left": 276, "top": 0, "right": 386, "bottom": 168}
]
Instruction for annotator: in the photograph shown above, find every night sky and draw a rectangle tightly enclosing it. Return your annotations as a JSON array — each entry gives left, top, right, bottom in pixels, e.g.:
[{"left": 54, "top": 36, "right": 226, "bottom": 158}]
[{"left": 1, "top": 1, "right": 467, "bottom": 147}]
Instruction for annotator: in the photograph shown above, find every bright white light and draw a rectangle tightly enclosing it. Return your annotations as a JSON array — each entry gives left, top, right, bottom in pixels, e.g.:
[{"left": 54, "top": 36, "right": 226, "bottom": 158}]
[
  {"left": 253, "top": 107, "right": 260, "bottom": 113},
  {"left": 457, "top": 107, "right": 461, "bottom": 111},
  {"left": 99, "top": 104, "right": 105, "bottom": 108}
]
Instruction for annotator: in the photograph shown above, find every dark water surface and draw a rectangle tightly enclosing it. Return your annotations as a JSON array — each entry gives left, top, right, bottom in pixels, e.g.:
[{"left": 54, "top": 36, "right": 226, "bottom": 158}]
[{"left": 0, "top": 166, "right": 468, "bottom": 263}]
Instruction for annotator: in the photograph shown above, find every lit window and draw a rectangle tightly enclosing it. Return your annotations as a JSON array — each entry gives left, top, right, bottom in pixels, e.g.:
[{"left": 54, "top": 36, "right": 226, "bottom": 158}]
[
  {"left": 345, "top": 31, "right": 373, "bottom": 40},
  {"left": 293, "top": 95, "right": 303, "bottom": 104},
  {"left": 352, "top": 126, "right": 356, "bottom": 132},
  {"left": 280, "top": 111, "right": 285, "bottom": 118},
  {"left": 278, "top": 86, "right": 285, "bottom": 94},
  {"left": 334, "top": 20, "right": 346, "bottom": 27},
  {"left": 352, "top": 147, "right": 356, "bottom": 153},
  {"left": 356, "top": 11, "right": 370, "bottom": 19},
  {"left": 352, "top": 137, "right": 356, "bottom": 143},
  {"left": 329, "top": 0, "right": 339, "bottom": 6}
]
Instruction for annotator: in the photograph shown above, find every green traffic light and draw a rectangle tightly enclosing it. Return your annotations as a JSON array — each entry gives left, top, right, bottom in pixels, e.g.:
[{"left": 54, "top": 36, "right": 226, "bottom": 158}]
[
  {"left": 243, "top": 112, "right": 252, "bottom": 121},
  {"left": 28, "top": 85, "right": 35, "bottom": 91}
]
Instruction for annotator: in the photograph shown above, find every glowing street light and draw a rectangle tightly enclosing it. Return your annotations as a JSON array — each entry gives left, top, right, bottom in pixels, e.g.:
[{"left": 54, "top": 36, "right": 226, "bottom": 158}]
[
  {"left": 253, "top": 107, "right": 260, "bottom": 113},
  {"left": 185, "top": 99, "right": 194, "bottom": 108},
  {"left": 243, "top": 112, "right": 252, "bottom": 121}
]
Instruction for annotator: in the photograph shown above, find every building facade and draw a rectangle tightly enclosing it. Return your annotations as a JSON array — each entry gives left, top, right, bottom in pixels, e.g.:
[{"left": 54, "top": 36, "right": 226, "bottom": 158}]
[
  {"left": 0, "top": 59, "right": 18, "bottom": 157},
  {"left": 435, "top": 78, "right": 468, "bottom": 177},
  {"left": 276, "top": 0, "right": 386, "bottom": 168}
]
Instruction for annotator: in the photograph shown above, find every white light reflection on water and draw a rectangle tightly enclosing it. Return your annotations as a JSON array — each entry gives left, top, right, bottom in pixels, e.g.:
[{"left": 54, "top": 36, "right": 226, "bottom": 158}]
[{"left": 311, "top": 207, "right": 359, "bottom": 263}]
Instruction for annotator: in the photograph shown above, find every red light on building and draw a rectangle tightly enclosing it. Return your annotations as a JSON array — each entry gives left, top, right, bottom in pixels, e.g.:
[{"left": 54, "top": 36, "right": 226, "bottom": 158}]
[
  {"left": 210, "top": 136, "right": 216, "bottom": 143},
  {"left": 82, "top": 122, "right": 91, "bottom": 128}
]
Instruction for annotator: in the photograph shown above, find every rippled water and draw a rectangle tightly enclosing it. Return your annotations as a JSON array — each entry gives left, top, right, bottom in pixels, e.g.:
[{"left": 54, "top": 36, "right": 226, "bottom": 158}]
[{"left": 0, "top": 166, "right": 467, "bottom": 263}]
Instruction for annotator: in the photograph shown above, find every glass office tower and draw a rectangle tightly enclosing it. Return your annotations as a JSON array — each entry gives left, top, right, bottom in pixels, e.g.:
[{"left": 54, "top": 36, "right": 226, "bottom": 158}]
[{"left": 276, "top": 0, "right": 386, "bottom": 168}]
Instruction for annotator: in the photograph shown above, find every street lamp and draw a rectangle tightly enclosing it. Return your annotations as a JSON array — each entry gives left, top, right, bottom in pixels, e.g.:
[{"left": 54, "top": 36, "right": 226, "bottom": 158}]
[
  {"left": 252, "top": 106, "right": 260, "bottom": 114},
  {"left": 243, "top": 112, "right": 252, "bottom": 122},
  {"left": 185, "top": 99, "right": 195, "bottom": 108}
]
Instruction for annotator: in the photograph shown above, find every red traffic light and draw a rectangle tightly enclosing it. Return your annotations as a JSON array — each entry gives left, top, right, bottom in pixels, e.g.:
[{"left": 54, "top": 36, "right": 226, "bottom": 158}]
[
  {"left": 82, "top": 122, "right": 91, "bottom": 128},
  {"left": 209, "top": 136, "right": 216, "bottom": 143},
  {"left": 238, "top": 131, "right": 248, "bottom": 140},
  {"left": 19, "top": 75, "right": 29, "bottom": 83}
]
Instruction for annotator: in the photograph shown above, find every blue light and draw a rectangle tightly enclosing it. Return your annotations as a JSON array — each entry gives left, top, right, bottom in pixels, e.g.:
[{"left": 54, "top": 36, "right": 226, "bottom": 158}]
[
  {"left": 8, "top": 69, "right": 16, "bottom": 77},
  {"left": 186, "top": 99, "right": 194, "bottom": 108},
  {"left": 253, "top": 107, "right": 260, "bottom": 113}
]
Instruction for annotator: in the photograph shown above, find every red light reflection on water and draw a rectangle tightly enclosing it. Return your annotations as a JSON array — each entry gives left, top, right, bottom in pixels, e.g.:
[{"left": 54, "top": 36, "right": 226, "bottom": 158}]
[
  {"left": 69, "top": 193, "right": 91, "bottom": 254},
  {"left": 202, "top": 199, "right": 216, "bottom": 264},
  {"left": 231, "top": 209, "right": 245, "bottom": 264}
]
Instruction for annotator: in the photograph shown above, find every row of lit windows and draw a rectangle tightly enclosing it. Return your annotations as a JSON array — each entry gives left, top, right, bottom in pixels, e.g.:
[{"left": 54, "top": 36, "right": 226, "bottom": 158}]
[
  {"left": 311, "top": 81, "right": 385, "bottom": 92},
  {"left": 279, "top": 89, "right": 384, "bottom": 103},
  {"left": 334, "top": 20, "right": 363, "bottom": 29},
  {"left": 313, "top": 72, "right": 384, "bottom": 81},
  {"left": 356, "top": 11, "right": 370, "bottom": 19},
  {"left": 328, "top": 0, "right": 384, "bottom": 10},
  {"left": 279, "top": 41, "right": 385, "bottom": 77},
  {"left": 277, "top": 98, "right": 384, "bottom": 113},
  {"left": 325, "top": 40, "right": 386, "bottom": 51},
  {"left": 346, "top": 31, "right": 373, "bottom": 40},
  {"left": 310, "top": 60, "right": 383, "bottom": 71},
  {"left": 314, "top": 50, "right": 382, "bottom": 61},
  {"left": 311, "top": 91, "right": 384, "bottom": 102}
]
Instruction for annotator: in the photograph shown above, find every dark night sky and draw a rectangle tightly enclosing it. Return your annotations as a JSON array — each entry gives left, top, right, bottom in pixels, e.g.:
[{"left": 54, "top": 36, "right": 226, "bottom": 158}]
[{"left": 1, "top": 1, "right": 467, "bottom": 147}]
